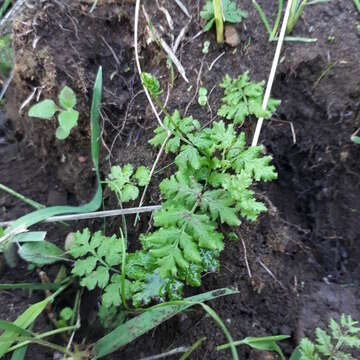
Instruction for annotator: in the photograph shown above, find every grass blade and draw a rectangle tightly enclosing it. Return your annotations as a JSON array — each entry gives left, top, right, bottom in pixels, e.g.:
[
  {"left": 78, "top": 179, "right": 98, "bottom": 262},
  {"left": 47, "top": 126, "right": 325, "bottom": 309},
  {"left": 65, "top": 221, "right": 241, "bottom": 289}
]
[
  {"left": 0, "top": 183, "right": 44, "bottom": 210},
  {"left": 353, "top": 0, "right": 360, "bottom": 13},
  {"left": 179, "top": 337, "right": 206, "bottom": 360},
  {"left": 93, "top": 287, "right": 238, "bottom": 359},
  {"left": 0, "top": 321, "right": 33, "bottom": 337},
  {"left": 0, "top": 283, "right": 61, "bottom": 290},
  {"left": 0, "top": 284, "right": 68, "bottom": 356},
  {"left": 0, "top": 0, "right": 11, "bottom": 18},
  {"left": 0, "top": 67, "right": 103, "bottom": 244},
  {"left": 252, "top": 0, "right": 272, "bottom": 36}
]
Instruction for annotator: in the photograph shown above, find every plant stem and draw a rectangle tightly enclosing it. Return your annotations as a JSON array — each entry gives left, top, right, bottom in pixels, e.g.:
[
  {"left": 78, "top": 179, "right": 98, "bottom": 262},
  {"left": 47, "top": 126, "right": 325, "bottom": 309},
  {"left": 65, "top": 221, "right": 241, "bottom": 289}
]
[
  {"left": 213, "top": 0, "right": 224, "bottom": 43},
  {"left": 287, "top": 0, "right": 307, "bottom": 34},
  {"left": 119, "top": 228, "right": 130, "bottom": 311},
  {"left": 270, "top": 0, "right": 284, "bottom": 40},
  {"left": 252, "top": 0, "right": 271, "bottom": 36}
]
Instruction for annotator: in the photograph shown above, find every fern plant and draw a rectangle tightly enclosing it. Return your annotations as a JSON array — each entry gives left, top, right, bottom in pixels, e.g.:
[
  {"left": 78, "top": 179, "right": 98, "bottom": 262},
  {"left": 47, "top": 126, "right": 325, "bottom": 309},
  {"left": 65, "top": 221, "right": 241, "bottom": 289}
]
[
  {"left": 70, "top": 73, "right": 278, "bottom": 310},
  {"left": 298, "top": 314, "right": 360, "bottom": 360},
  {"left": 218, "top": 71, "right": 281, "bottom": 125},
  {"left": 105, "top": 164, "right": 150, "bottom": 203}
]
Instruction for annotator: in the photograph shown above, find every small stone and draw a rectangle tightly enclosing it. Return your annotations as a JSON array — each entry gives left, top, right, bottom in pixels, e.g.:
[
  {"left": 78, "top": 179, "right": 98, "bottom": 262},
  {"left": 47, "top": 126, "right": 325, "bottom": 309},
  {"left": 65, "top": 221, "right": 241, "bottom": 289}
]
[{"left": 225, "top": 25, "right": 240, "bottom": 47}]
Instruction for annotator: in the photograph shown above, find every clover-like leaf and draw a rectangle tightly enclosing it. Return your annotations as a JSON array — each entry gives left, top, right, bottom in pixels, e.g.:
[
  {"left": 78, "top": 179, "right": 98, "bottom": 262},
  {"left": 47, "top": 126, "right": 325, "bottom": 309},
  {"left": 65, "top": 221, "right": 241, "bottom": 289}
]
[
  {"left": 28, "top": 99, "right": 58, "bottom": 119},
  {"left": 58, "top": 109, "right": 79, "bottom": 132},
  {"left": 134, "top": 166, "right": 151, "bottom": 186},
  {"left": 59, "top": 86, "right": 77, "bottom": 109}
]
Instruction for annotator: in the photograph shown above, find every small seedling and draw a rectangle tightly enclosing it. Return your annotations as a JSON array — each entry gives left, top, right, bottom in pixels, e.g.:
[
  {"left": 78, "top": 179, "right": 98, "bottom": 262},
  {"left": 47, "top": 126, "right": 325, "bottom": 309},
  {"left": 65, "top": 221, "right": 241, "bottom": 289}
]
[
  {"left": 297, "top": 314, "right": 360, "bottom": 359},
  {"left": 105, "top": 164, "right": 150, "bottom": 203},
  {"left": 202, "top": 40, "right": 210, "bottom": 54},
  {"left": 198, "top": 87, "right": 208, "bottom": 106},
  {"left": 200, "top": 0, "right": 248, "bottom": 43},
  {"left": 218, "top": 71, "right": 281, "bottom": 125},
  {"left": 57, "top": 307, "right": 73, "bottom": 328},
  {"left": 218, "top": 314, "right": 360, "bottom": 360},
  {"left": 28, "top": 86, "right": 79, "bottom": 140}
]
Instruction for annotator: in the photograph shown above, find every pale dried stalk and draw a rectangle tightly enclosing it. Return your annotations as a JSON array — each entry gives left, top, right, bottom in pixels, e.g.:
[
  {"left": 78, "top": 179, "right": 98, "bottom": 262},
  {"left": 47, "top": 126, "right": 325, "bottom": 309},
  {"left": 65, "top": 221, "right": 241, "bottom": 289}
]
[{"left": 252, "top": 0, "right": 294, "bottom": 147}]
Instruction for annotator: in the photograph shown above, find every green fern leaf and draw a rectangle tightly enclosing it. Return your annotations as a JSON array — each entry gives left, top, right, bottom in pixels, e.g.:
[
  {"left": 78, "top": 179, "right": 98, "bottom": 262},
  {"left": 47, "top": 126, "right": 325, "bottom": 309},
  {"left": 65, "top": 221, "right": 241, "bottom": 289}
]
[
  {"left": 200, "top": 190, "right": 240, "bottom": 226},
  {"left": 218, "top": 72, "right": 280, "bottom": 125},
  {"left": 299, "top": 338, "right": 320, "bottom": 360},
  {"left": 175, "top": 145, "right": 201, "bottom": 170},
  {"left": 315, "top": 328, "right": 332, "bottom": 356},
  {"left": 81, "top": 266, "right": 109, "bottom": 290},
  {"left": 232, "top": 146, "right": 277, "bottom": 181},
  {"left": 160, "top": 173, "right": 202, "bottom": 207},
  {"left": 72, "top": 257, "right": 97, "bottom": 277}
]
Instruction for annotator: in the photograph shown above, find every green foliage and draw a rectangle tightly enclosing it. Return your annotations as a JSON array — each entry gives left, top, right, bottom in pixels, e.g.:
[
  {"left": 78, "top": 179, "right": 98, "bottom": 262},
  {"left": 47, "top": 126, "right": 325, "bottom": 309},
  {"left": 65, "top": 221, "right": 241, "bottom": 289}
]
[
  {"left": 70, "top": 71, "right": 277, "bottom": 310},
  {"left": 105, "top": 164, "right": 150, "bottom": 202},
  {"left": 218, "top": 71, "right": 281, "bottom": 125},
  {"left": 72, "top": 111, "right": 276, "bottom": 309},
  {"left": 351, "top": 135, "right": 360, "bottom": 145},
  {"left": 298, "top": 314, "right": 360, "bottom": 360},
  {"left": 0, "top": 34, "right": 13, "bottom": 77},
  {"left": 141, "top": 72, "right": 162, "bottom": 99},
  {"left": 18, "top": 241, "right": 65, "bottom": 266},
  {"left": 217, "top": 335, "right": 290, "bottom": 360},
  {"left": 201, "top": 0, "right": 248, "bottom": 32},
  {"left": 28, "top": 86, "right": 79, "bottom": 140},
  {"left": 287, "top": 0, "right": 308, "bottom": 35}
]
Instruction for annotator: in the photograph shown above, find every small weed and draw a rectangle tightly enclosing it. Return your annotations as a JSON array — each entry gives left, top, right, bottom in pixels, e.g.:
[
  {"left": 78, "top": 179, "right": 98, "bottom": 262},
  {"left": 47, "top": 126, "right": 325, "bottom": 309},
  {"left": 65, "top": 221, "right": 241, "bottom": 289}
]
[
  {"left": 297, "top": 314, "right": 360, "bottom": 359},
  {"left": 217, "top": 314, "right": 360, "bottom": 360},
  {"left": 202, "top": 40, "right": 210, "bottom": 54},
  {"left": 28, "top": 86, "right": 79, "bottom": 140},
  {"left": 201, "top": 0, "right": 248, "bottom": 43},
  {"left": 105, "top": 164, "right": 150, "bottom": 203},
  {"left": 198, "top": 87, "right": 208, "bottom": 106},
  {"left": 218, "top": 71, "right": 281, "bottom": 125},
  {"left": 68, "top": 72, "right": 278, "bottom": 310}
]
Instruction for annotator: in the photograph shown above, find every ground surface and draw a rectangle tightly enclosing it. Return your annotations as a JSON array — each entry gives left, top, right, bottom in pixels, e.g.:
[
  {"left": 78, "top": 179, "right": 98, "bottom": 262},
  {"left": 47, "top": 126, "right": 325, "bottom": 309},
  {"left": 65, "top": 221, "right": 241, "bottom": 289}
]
[{"left": 0, "top": 0, "right": 360, "bottom": 359}]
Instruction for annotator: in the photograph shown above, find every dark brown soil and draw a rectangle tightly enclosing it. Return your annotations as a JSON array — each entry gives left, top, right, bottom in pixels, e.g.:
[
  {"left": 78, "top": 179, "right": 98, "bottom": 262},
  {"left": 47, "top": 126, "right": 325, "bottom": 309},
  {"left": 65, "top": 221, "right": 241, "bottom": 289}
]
[{"left": 1, "top": 0, "right": 360, "bottom": 359}]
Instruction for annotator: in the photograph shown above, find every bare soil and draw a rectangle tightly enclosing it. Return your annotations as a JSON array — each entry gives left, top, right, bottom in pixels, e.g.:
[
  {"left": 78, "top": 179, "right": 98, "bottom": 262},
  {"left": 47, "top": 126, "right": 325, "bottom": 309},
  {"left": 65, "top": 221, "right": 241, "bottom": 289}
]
[{"left": 1, "top": 0, "right": 360, "bottom": 359}]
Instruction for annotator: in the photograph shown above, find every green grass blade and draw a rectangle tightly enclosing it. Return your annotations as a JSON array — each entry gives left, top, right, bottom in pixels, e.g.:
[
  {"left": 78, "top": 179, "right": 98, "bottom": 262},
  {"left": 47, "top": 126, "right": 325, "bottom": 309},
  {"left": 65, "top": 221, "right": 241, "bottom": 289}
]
[
  {"left": 179, "top": 337, "right": 206, "bottom": 360},
  {"left": 199, "top": 303, "right": 238, "bottom": 360},
  {"left": 0, "top": 299, "right": 50, "bottom": 356},
  {"left": 270, "top": 0, "right": 283, "bottom": 40},
  {"left": 93, "top": 287, "right": 238, "bottom": 359},
  {"left": 0, "top": 321, "right": 33, "bottom": 337},
  {"left": 0, "top": 183, "right": 44, "bottom": 210},
  {"left": 353, "top": 0, "right": 360, "bottom": 13},
  {"left": 1, "top": 67, "right": 103, "bottom": 243},
  {"left": 0, "top": 283, "right": 68, "bottom": 356},
  {"left": 0, "top": 283, "right": 61, "bottom": 290},
  {"left": 217, "top": 335, "right": 290, "bottom": 360},
  {"left": 252, "top": 0, "right": 272, "bottom": 36},
  {"left": 10, "top": 344, "right": 28, "bottom": 360},
  {"left": 0, "top": 0, "right": 11, "bottom": 18}
]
